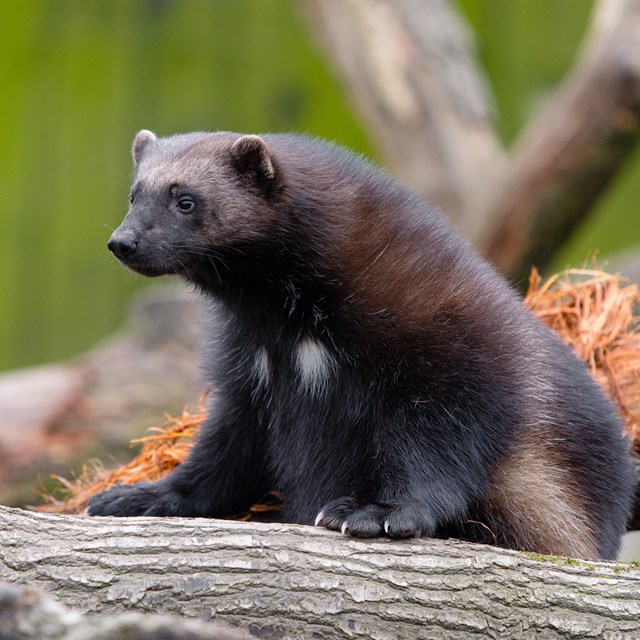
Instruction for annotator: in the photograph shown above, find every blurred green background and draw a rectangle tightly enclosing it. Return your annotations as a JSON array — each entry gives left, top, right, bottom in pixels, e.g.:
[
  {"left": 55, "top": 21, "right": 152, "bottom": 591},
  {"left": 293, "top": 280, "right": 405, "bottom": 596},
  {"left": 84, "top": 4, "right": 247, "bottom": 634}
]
[{"left": 1, "top": 0, "right": 639, "bottom": 371}]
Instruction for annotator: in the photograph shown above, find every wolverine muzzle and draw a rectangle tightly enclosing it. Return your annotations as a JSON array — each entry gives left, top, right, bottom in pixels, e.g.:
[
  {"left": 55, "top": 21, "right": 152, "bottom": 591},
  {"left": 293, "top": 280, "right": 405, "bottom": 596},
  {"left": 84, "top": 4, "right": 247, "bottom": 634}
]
[{"left": 108, "top": 229, "right": 139, "bottom": 260}]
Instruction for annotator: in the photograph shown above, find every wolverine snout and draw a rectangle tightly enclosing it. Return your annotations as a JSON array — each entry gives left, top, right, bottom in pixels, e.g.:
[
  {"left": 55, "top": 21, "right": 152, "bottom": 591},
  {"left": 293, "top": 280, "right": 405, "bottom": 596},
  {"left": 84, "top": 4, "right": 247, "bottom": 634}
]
[{"left": 108, "top": 228, "right": 139, "bottom": 260}]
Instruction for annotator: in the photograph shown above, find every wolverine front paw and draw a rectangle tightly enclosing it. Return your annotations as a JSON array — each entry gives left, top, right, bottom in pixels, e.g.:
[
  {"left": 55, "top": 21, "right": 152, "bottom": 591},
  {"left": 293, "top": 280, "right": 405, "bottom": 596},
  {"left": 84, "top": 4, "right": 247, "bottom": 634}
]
[
  {"left": 315, "top": 497, "right": 436, "bottom": 538},
  {"left": 87, "top": 481, "right": 182, "bottom": 517}
]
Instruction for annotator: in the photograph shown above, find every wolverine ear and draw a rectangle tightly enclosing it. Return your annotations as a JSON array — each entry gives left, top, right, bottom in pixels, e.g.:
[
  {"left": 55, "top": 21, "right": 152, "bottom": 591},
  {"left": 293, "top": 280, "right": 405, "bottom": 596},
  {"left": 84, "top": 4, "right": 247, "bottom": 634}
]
[
  {"left": 230, "top": 135, "right": 276, "bottom": 184},
  {"left": 132, "top": 129, "right": 157, "bottom": 166}
]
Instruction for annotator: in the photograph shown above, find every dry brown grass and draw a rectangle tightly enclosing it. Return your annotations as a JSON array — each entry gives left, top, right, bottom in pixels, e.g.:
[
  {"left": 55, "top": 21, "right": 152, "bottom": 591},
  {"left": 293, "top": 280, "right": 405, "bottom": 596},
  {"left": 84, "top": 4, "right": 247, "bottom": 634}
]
[
  {"left": 525, "top": 268, "right": 640, "bottom": 448},
  {"left": 39, "top": 268, "right": 640, "bottom": 515},
  {"left": 38, "top": 402, "right": 206, "bottom": 515}
]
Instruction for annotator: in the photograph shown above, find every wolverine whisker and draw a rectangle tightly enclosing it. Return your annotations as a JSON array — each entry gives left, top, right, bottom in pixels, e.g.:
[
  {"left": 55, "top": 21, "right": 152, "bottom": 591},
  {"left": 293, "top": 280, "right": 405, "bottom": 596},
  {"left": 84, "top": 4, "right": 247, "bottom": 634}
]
[{"left": 93, "top": 129, "right": 635, "bottom": 561}]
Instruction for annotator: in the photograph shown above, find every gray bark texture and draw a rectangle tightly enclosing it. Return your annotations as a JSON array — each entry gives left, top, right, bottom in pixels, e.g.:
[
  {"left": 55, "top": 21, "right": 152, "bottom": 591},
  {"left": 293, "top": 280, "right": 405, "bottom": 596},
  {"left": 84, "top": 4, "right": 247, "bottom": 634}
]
[
  {"left": 1, "top": 506, "right": 640, "bottom": 639},
  {"left": 0, "top": 284, "right": 203, "bottom": 508},
  {"left": 0, "top": 583, "right": 248, "bottom": 640},
  {"left": 298, "top": 0, "right": 640, "bottom": 280}
]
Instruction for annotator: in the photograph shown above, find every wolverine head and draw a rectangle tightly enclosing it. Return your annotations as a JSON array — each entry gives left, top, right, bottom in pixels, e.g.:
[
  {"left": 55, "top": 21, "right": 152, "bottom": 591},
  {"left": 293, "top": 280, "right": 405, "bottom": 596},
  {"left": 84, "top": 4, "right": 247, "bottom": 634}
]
[{"left": 108, "top": 129, "right": 282, "bottom": 281}]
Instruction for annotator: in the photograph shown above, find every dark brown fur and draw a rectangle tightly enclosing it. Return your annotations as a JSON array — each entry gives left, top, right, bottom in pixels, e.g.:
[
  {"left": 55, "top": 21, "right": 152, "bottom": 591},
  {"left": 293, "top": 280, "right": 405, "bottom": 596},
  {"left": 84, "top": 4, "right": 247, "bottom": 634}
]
[{"left": 89, "top": 130, "right": 636, "bottom": 560}]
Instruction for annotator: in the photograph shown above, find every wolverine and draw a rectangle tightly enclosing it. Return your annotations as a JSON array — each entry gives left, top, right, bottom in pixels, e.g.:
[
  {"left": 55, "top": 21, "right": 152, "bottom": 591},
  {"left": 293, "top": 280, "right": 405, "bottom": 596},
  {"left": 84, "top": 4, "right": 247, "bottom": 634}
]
[{"left": 88, "top": 129, "right": 636, "bottom": 560}]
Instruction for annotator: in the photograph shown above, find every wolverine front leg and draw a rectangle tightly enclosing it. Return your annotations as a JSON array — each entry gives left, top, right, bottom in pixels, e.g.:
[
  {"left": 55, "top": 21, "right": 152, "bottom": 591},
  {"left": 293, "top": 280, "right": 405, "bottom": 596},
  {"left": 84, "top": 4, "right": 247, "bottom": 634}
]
[
  {"left": 315, "top": 411, "right": 494, "bottom": 539},
  {"left": 315, "top": 498, "right": 440, "bottom": 538},
  {"left": 88, "top": 396, "right": 272, "bottom": 518}
]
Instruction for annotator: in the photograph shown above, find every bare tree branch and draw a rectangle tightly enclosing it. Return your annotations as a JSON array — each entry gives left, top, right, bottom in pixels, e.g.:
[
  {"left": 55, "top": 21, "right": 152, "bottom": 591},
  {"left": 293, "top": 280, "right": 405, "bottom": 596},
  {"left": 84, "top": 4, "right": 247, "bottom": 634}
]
[
  {"left": 1, "top": 506, "right": 640, "bottom": 638},
  {"left": 298, "top": 0, "right": 640, "bottom": 278},
  {"left": 298, "top": 0, "right": 504, "bottom": 238},
  {"left": 478, "top": 0, "right": 640, "bottom": 280}
]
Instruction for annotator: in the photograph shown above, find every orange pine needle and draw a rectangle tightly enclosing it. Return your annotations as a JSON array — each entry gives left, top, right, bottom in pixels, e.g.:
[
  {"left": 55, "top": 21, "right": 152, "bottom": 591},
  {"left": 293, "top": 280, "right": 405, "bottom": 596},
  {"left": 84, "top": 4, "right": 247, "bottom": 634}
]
[{"left": 39, "top": 268, "right": 640, "bottom": 516}]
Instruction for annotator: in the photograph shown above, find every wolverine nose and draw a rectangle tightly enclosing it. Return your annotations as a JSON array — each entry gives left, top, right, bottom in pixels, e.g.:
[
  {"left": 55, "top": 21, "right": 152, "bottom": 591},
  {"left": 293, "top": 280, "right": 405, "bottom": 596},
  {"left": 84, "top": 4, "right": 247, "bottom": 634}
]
[{"left": 108, "top": 229, "right": 139, "bottom": 259}]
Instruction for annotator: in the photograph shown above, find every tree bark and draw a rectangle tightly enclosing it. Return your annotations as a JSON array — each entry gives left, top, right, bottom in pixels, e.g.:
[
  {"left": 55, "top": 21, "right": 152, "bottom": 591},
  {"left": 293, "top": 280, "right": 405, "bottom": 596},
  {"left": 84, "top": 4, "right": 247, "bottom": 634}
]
[
  {"left": 480, "top": 0, "right": 640, "bottom": 281},
  {"left": 298, "top": 0, "right": 640, "bottom": 279},
  {"left": 0, "top": 583, "right": 247, "bottom": 640},
  {"left": 1, "top": 506, "right": 640, "bottom": 639},
  {"left": 299, "top": 0, "right": 503, "bottom": 241}
]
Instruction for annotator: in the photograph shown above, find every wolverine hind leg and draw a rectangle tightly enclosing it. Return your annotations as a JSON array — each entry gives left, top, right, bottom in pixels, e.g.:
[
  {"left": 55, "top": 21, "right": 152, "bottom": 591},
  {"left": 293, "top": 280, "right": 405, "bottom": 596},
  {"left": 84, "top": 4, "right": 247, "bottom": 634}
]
[{"left": 480, "top": 435, "right": 601, "bottom": 560}]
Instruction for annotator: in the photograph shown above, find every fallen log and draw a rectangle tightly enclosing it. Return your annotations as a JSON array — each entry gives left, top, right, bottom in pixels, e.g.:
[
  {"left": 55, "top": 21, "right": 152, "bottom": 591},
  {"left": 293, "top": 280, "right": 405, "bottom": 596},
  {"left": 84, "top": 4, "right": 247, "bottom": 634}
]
[
  {"left": 0, "top": 582, "right": 247, "bottom": 640},
  {"left": 1, "top": 506, "right": 639, "bottom": 639}
]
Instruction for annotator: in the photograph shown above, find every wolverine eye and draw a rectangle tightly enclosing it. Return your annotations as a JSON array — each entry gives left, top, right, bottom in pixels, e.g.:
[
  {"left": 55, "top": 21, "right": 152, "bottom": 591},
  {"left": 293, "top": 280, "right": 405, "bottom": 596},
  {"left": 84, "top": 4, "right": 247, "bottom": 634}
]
[
  {"left": 129, "top": 191, "right": 134, "bottom": 204},
  {"left": 177, "top": 197, "right": 195, "bottom": 213}
]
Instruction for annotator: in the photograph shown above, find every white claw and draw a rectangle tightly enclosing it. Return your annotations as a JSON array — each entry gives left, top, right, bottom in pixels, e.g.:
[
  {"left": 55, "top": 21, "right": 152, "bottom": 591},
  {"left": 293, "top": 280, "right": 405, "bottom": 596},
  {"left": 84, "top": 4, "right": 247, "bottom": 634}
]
[
  {"left": 384, "top": 520, "right": 390, "bottom": 534},
  {"left": 341, "top": 521, "right": 349, "bottom": 535},
  {"left": 314, "top": 511, "right": 325, "bottom": 527}
]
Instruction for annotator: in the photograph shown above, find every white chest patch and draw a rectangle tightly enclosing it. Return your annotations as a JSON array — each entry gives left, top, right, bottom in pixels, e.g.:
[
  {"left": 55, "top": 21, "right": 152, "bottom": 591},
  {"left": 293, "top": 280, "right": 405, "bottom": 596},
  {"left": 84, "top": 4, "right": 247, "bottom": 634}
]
[
  {"left": 296, "top": 337, "right": 334, "bottom": 395},
  {"left": 252, "top": 346, "right": 271, "bottom": 389}
]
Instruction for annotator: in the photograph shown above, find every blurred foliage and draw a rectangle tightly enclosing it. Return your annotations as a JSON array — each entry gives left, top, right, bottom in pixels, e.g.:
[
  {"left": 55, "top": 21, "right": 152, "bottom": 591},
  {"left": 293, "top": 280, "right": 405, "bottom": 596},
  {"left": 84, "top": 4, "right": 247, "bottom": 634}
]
[
  {"left": 1, "top": 0, "right": 639, "bottom": 371},
  {"left": 460, "top": 0, "right": 640, "bottom": 272},
  {"left": 460, "top": 0, "right": 592, "bottom": 143},
  {"left": 0, "top": 0, "right": 369, "bottom": 370}
]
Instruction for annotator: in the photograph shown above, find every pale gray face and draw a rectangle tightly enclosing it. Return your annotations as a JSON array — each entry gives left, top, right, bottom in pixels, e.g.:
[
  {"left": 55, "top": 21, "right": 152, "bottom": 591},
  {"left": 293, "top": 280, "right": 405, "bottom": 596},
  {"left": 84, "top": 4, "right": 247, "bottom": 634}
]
[{"left": 107, "top": 130, "right": 281, "bottom": 280}]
